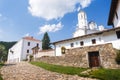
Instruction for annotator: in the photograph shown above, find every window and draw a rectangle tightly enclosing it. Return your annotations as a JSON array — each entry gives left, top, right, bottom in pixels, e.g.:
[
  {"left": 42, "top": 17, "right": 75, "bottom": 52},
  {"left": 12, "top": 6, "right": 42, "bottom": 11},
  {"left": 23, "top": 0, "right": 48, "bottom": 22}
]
[
  {"left": 28, "top": 42, "right": 30, "bottom": 46},
  {"left": 99, "top": 37, "right": 101, "bottom": 41},
  {"left": 116, "top": 30, "right": 120, "bottom": 39},
  {"left": 76, "top": 42, "right": 78, "bottom": 45},
  {"left": 59, "top": 45, "right": 61, "bottom": 47},
  {"left": 80, "top": 41, "right": 84, "bottom": 46},
  {"left": 27, "top": 50, "right": 29, "bottom": 53},
  {"left": 70, "top": 43, "right": 74, "bottom": 47},
  {"left": 116, "top": 12, "right": 118, "bottom": 19},
  {"left": 81, "top": 15, "right": 83, "bottom": 19},
  {"left": 37, "top": 43, "right": 39, "bottom": 47},
  {"left": 92, "top": 39, "right": 96, "bottom": 44}
]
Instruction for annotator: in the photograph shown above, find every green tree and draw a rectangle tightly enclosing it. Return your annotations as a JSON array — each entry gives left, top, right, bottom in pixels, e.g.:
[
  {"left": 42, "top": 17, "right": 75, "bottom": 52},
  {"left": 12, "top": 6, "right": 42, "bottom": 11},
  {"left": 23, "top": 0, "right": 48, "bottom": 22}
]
[
  {"left": 0, "top": 44, "right": 6, "bottom": 62},
  {"left": 42, "top": 32, "right": 51, "bottom": 50},
  {"left": 115, "top": 50, "right": 120, "bottom": 64},
  {"left": 0, "top": 41, "right": 16, "bottom": 61}
]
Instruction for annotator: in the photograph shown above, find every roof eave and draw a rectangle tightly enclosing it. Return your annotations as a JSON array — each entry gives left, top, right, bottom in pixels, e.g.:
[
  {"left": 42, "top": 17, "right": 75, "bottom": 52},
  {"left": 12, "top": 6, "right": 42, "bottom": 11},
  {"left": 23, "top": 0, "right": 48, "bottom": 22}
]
[
  {"left": 52, "top": 27, "right": 120, "bottom": 45},
  {"left": 108, "top": 0, "right": 119, "bottom": 26}
]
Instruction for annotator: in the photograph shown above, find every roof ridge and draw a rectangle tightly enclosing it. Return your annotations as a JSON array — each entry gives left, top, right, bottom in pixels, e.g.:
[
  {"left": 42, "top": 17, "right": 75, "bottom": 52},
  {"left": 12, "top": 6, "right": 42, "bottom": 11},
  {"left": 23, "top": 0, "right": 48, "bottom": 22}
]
[{"left": 23, "top": 36, "right": 40, "bottom": 42}]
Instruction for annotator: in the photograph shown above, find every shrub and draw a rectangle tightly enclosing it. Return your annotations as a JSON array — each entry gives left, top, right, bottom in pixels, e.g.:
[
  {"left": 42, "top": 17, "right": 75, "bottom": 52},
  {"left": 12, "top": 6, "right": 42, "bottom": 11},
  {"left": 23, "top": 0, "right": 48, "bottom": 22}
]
[
  {"left": 0, "top": 63, "right": 4, "bottom": 80},
  {"left": 89, "top": 69, "right": 120, "bottom": 80},
  {"left": 115, "top": 50, "right": 120, "bottom": 64},
  {"left": 30, "top": 55, "right": 33, "bottom": 61},
  {"left": 61, "top": 46, "right": 66, "bottom": 54}
]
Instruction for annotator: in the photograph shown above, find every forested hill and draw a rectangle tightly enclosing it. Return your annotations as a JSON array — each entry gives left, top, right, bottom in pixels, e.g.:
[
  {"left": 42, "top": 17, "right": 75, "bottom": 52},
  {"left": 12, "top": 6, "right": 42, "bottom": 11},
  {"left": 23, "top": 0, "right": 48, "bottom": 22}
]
[
  {"left": 0, "top": 41, "right": 16, "bottom": 61},
  {"left": 0, "top": 41, "right": 16, "bottom": 51}
]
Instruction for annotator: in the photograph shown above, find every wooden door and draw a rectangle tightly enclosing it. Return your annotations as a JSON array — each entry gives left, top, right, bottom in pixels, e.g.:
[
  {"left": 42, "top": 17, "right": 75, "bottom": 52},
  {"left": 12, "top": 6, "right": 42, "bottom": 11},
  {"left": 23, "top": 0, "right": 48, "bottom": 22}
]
[{"left": 88, "top": 51, "right": 100, "bottom": 68}]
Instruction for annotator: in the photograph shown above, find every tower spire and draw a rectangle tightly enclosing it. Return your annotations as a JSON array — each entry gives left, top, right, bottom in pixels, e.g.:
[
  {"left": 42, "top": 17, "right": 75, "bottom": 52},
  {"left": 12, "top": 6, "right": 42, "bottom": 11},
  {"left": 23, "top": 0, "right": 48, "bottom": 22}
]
[
  {"left": 73, "top": 11, "right": 88, "bottom": 37},
  {"left": 78, "top": 10, "right": 88, "bottom": 29}
]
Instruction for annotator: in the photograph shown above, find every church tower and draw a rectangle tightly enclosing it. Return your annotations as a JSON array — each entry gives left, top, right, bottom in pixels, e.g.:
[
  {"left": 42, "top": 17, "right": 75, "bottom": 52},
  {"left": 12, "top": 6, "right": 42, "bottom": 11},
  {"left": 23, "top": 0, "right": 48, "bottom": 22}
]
[{"left": 73, "top": 11, "right": 88, "bottom": 37}]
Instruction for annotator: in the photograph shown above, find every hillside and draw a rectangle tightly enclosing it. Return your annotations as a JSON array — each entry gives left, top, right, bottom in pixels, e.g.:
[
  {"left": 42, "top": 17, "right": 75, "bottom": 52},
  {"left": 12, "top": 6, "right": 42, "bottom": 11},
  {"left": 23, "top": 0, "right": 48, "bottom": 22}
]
[
  {"left": 0, "top": 41, "right": 16, "bottom": 61},
  {"left": 0, "top": 41, "right": 16, "bottom": 51}
]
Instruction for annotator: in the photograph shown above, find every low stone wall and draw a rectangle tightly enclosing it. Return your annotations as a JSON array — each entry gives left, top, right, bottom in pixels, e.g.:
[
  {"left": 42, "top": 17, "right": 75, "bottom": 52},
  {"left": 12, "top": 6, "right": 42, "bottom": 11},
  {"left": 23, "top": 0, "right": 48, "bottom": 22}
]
[
  {"left": 66, "top": 43, "right": 119, "bottom": 68},
  {"left": 36, "top": 43, "right": 120, "bottom": 69}
]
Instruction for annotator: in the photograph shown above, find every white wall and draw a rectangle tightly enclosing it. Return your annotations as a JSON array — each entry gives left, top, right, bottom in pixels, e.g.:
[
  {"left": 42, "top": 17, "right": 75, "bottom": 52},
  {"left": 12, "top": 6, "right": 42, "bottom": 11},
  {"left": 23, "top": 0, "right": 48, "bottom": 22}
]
[
  {"left": 73, "top": 29, "right": 86, "bottom": 37},
  {"left": 102, "top": 31, "right": 120, "bottom": 49},
  {"left": 21, "top": 39, "right": 42, "bottom": 60},
  {"left": 55, "top": 35, "right": 104, "bottom": 56},
  {"left": 36, "top": 50, "right": 55, "bottom": 58},
  {"left": 7, "top": 39, "right": 23, "bottom": 63},
  {"left": 55, "top": 30, "right": 120, "bottom": 56},
  {"left": 7, "top": 38, "right": 42, "bottom": 63}
]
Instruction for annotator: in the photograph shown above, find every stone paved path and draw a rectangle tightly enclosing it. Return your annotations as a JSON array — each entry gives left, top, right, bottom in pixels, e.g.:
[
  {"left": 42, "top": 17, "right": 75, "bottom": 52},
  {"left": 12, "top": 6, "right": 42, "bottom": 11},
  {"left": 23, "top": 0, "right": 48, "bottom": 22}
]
[{"left": 0, "top": 62, "right": 97, "bottom": 80}]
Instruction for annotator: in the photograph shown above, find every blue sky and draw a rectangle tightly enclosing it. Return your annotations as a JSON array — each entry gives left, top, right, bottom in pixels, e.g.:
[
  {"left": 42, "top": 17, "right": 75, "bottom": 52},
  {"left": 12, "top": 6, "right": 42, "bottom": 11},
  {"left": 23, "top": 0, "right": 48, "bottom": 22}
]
[{"left": 0, "top": 0, "right": 112, "bottom": 42}]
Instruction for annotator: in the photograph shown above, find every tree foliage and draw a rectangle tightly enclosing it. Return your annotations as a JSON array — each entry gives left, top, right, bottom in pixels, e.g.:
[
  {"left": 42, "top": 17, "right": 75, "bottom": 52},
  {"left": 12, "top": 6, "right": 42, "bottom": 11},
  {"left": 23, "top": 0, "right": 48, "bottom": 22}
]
[
  {"left": 0, "top": 41, "right": 16, "bottom": 61},
  {"left": 0, "top": 44, "right": 6, "bottom": 62},
  {"left": 42, "top": 32, "right": 51, "bottom": 50},
  {"left": 0, "top": 41, "right": 16, "bottom": 52},
  {"left": 115, "top": 50, "right": 120, "bottom": 64},
  {"left": 61, "top": 46, "right": 66, "bottom": 54}
]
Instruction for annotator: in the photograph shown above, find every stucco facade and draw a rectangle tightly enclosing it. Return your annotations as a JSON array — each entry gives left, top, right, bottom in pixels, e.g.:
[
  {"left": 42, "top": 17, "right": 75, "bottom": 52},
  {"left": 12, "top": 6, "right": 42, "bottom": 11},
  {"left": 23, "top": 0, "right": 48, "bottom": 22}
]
[
  {"left": 52, "top": 0, "right": 120, "bottom": 68},
  {"left": 54, "top": 27, "right": 120, "bottom": 56},
  {"left": 7, "top": 36, "right": 42, "bottom": 63}
]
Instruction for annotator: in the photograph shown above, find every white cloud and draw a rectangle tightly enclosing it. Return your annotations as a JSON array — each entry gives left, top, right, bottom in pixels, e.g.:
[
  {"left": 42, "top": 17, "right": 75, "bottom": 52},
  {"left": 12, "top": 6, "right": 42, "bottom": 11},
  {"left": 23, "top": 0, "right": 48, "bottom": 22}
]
[
  {"left": 79, "top": 0, "right": 92, "bottom": 8},
  {"left": 0, "top": 14, "right": 7, "bottom": 22},
  {"left": 24, "top": 33, "right": 30, "bottom": 37},
  {"left": 0, "top": 14, "right": 2, "bottom": 17},
  {"left": 38, "top": 22, "right": 63, "bottom": 34},
  {"left": 77, "top": 7, "right": 81, "bottom": 12},
  {"left": 0, "top": 29, "right": 3, "bottom": 33},
  {"left": 28, "top": 0, "right": 93, "bottom": 20}
]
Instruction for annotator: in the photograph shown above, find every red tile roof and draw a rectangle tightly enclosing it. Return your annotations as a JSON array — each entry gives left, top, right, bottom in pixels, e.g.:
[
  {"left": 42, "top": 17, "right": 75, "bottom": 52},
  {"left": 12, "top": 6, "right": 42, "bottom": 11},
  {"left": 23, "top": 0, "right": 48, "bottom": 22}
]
[{"left": 23, "top": 36, "right": 40, "bottom": 42}]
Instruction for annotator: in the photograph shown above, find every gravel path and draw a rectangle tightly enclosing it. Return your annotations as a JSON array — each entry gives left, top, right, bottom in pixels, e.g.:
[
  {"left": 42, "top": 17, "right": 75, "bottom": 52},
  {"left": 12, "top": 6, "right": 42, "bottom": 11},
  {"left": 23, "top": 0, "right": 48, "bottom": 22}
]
[{"left": 0, "top": 62, "right": 97, "bottom": 80}]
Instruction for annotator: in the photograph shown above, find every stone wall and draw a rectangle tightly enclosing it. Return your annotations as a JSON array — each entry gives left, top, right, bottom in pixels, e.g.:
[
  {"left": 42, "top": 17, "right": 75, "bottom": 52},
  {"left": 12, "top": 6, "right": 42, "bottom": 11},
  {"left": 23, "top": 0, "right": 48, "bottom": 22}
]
[
  {"left": 36, "top": 43, "right": 120, "bottom": 69},
  {"left": 36, "top": 49, "right": 55, "bottom": 58}
]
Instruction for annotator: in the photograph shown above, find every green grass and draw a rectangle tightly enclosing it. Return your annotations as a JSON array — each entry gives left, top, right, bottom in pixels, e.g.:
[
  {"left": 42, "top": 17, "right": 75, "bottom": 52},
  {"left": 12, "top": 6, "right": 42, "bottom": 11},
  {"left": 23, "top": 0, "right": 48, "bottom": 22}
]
[
  {"left": 30, "top": 61, "right": 120, "bottom": 80},
  {"left": 0, "top": 63, "right": 4, "bottom": 80},
  {"left": 30, "top": 61, "right": 87, "bottom": 75},
  {"left": 88, "top": 68, "right": 120, "bottom": 80},
  {"left": 0, "top": 63, "right": 4, "bottom": 68}
]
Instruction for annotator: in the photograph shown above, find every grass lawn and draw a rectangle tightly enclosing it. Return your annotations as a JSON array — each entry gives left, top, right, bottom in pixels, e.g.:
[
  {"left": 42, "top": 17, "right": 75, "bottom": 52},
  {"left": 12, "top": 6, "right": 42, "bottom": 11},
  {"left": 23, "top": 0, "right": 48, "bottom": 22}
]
[
  {"left": 86, "top": 68, "right": 120, "bottom": 80},
  {"left": 0, "top": 63, "right": 4, "bottom": 80},
  {"left": 30, "top": 61, "right": 87, "bottom": 75},
  {"left": 30, "top": 61, "right": 120, "bottom": 80}
]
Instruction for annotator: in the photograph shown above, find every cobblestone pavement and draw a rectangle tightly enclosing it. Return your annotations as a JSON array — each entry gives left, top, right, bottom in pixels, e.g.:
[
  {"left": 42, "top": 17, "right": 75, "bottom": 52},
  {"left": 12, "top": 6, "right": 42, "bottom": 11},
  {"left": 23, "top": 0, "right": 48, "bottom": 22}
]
[{"left": 0, "top": 62, "right": 97, "bottom": 80}]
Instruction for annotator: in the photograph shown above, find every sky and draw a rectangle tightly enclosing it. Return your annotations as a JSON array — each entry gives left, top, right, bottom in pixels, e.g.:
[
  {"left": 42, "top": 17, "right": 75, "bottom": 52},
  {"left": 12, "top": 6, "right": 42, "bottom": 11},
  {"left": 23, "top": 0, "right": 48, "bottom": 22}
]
[{"left": 0, "top": 0, "right": 112, "bottom": 42}]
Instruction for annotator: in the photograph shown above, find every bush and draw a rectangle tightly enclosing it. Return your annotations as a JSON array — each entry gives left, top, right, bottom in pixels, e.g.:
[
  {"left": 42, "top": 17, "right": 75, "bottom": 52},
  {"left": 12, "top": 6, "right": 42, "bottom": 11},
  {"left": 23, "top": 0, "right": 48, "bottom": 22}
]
[
  {"left": 89, "top": 69, "right": 120, "bottom": 80},
  {"left": 61, "top": 46, "right": 66, "bottom": 54},
  {"left": 30, "top": 55, "right": 33, "bottom": 61},
  {"left": 0, "top": 63, "right": 4, "bottom": 80},
  {"left": 115, "top": 50, "right": 120, "bottom": 64}
]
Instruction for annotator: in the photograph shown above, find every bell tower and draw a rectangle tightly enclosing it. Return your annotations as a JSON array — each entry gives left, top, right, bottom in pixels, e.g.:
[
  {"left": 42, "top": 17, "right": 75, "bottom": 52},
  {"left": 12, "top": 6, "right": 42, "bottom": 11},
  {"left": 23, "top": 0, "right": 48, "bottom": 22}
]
[{"left": 73, "top": 11, "right": 88, "bottom": 37}]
